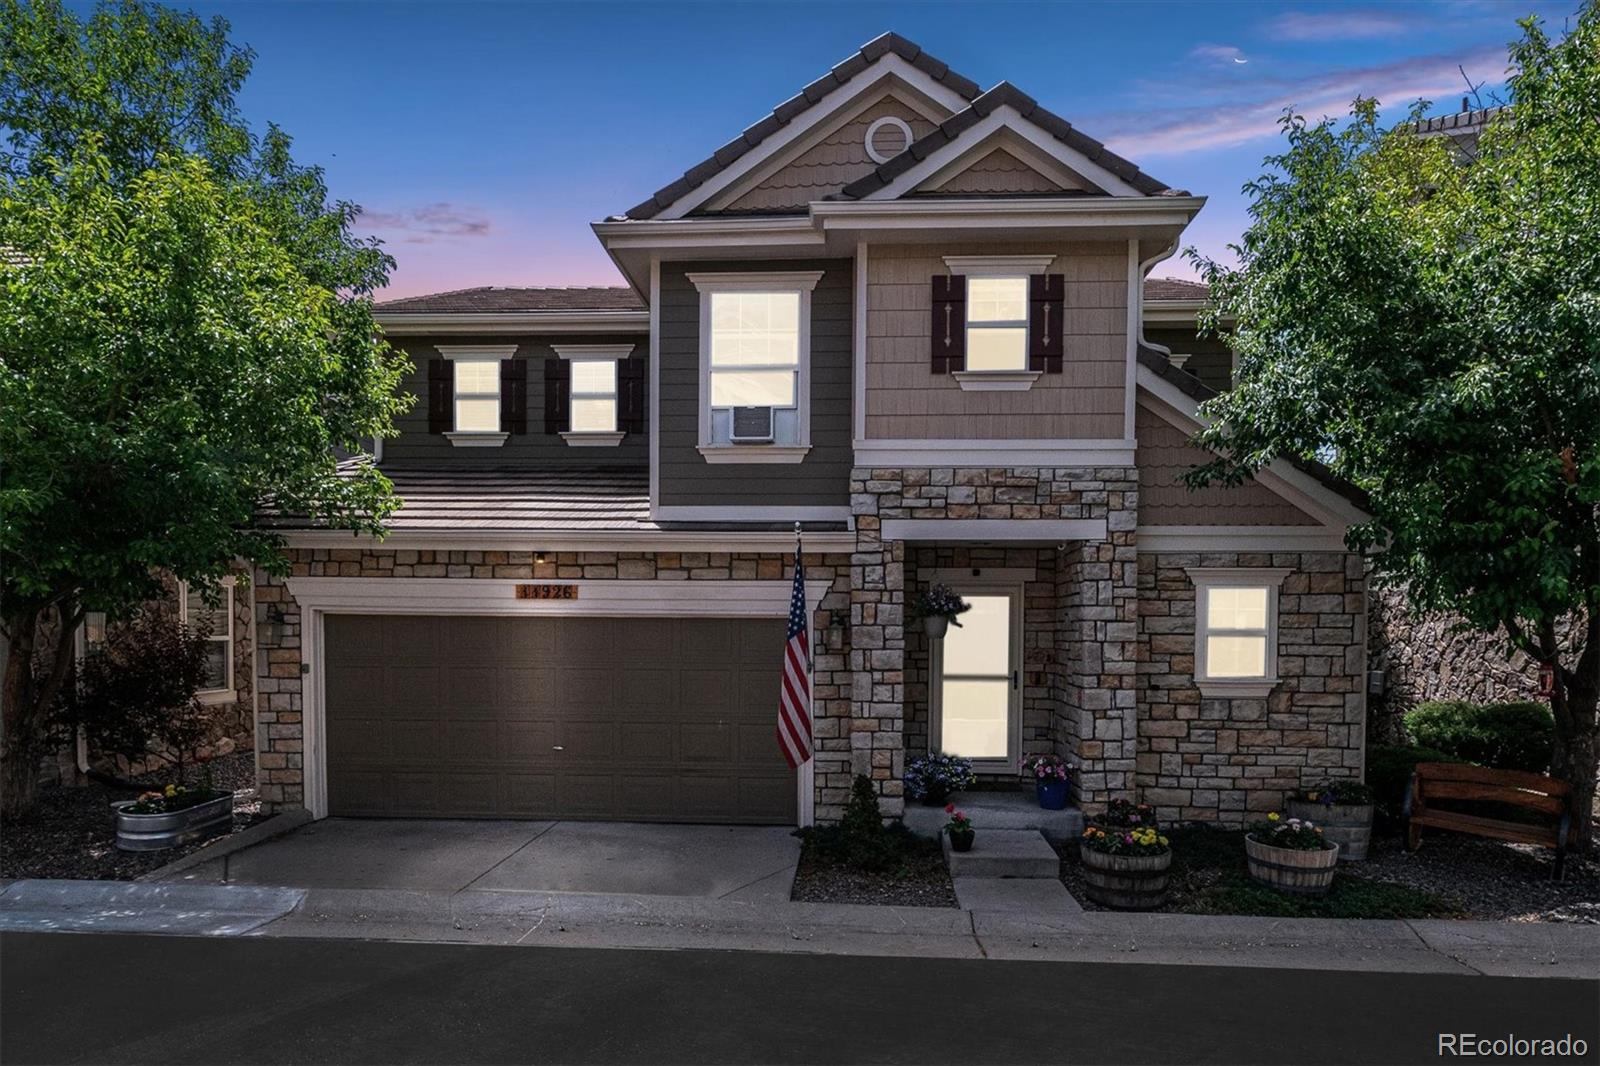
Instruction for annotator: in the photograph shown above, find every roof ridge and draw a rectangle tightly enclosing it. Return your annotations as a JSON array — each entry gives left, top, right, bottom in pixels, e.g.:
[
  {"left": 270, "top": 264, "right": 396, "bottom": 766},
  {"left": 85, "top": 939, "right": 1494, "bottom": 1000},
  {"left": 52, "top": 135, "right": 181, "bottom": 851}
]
[{"left": 621, "top": 32, "right": 980, "bottom": 221}]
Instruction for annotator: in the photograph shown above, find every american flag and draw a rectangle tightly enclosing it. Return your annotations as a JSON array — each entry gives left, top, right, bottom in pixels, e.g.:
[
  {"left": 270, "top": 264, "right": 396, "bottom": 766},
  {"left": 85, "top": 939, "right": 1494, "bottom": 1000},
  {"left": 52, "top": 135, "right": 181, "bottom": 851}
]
[{"left": 776, "top": 545, "right": 813, "bottom": 768}]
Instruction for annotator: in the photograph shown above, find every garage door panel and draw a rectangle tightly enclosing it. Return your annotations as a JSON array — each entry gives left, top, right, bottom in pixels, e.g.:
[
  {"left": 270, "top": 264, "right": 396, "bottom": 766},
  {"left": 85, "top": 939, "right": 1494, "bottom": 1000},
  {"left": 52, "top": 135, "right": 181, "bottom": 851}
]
[{"left": 325, "top": 614, "right": 795, "bottom": 822}]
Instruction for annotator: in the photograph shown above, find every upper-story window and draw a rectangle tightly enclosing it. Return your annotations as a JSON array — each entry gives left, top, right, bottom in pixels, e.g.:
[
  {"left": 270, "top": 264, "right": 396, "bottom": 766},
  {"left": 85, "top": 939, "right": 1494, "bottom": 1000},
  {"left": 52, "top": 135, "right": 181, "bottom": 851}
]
[
  {"left": 936, "top": 256, "right": 1063, "bottom": 391},
  {"left": 688, "top": 271, "right": 823, "bottom": 464},
  {"left": 552, "top": 344, "right": 633, "bottom": 447},
  {"left": 430, "top": 345, "right": 522, "bottom": 447},
  {"left": 1186, "top": 567, "right": 1290, "bottom": 698},
  {"left": 965, "top": 276, "right": 1028, "bottom": 371},
  {"left": 453, "top": 359, "right": 502, "bottom": 432}
]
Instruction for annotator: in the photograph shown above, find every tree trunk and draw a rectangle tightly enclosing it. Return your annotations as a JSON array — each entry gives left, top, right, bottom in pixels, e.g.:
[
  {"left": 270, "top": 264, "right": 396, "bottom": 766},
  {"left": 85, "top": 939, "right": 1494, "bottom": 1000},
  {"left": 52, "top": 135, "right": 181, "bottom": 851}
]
[
  {"left": 1552, "top": 683, "right": 1598, "bottom": 853},
  {"left": 1, "top": 611, "right": 42, "bottom": 819}
]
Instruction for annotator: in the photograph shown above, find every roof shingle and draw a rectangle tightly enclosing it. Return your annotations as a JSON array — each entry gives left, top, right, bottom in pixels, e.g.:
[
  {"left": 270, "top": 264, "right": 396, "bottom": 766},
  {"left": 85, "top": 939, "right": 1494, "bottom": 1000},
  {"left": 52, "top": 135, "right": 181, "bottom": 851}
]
[{"left": 375, "top": 286, "right": 644, "bottom": 314}]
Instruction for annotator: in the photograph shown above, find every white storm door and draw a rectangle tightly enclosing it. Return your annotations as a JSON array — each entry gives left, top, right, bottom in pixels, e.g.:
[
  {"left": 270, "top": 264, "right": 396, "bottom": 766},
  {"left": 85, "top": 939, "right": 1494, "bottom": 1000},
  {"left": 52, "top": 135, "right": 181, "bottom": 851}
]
[{"left": 932, "top": 587, "right": 1022, "bottom": 770}]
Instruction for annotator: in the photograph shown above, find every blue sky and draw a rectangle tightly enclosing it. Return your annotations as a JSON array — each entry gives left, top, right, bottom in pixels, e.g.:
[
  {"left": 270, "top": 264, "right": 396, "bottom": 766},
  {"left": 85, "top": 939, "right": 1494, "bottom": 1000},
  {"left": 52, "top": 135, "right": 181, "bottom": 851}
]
[{"left": 178, "top": 0, "right": 1572, "bottom": 298}]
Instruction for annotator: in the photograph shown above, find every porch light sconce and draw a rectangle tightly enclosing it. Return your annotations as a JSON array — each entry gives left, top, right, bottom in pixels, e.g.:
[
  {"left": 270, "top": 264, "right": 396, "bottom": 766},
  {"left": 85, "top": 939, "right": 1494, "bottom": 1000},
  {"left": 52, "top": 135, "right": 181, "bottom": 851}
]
[
  {"left": 534, "top": 551, "right": 548, "bottom": 566},
  {"left": 260, "top": 604, "right": 285, "bottom": 646}
]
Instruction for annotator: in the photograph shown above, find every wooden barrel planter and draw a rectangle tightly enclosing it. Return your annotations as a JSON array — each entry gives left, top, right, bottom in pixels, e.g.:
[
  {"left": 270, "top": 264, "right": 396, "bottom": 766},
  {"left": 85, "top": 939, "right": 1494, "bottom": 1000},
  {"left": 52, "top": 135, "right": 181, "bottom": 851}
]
[
  {"left": 1080, "top": 847, "right": 1172, "bottom": 910},
  {"left": 1285, "top": 799, "right": 1374, "bottom": 862},
  {"left": 1244, "top": 835, "right": 1339, "bottom": 896},
  {"left": 112, "top": 792, "right": 234, "bottom": 852}
]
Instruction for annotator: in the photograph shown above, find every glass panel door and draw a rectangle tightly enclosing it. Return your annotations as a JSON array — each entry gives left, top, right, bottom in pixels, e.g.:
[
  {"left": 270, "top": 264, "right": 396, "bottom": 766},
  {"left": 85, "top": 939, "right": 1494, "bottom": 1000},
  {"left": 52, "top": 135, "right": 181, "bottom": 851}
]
[{"left": 935, "top": 592, "right": 1017, "bottom": 764}]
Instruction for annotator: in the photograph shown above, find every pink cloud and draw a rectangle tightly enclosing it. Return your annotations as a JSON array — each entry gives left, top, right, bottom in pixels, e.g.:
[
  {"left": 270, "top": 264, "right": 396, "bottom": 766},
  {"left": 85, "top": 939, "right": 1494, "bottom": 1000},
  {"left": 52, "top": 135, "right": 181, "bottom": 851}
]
[{"left": 1270, "top": 9, "right": 1411, "bottom": 41}]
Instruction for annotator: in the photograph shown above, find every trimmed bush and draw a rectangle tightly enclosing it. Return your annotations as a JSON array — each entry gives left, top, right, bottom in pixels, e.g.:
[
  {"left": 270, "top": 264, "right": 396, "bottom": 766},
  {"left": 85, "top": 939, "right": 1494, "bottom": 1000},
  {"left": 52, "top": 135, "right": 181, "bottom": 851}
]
[
  {"left": 1402, "top": 700, "right": 1555, "bottom": 773},
  {"left": 1366, "top": 743, "right": 1461, "bottom": 830}
]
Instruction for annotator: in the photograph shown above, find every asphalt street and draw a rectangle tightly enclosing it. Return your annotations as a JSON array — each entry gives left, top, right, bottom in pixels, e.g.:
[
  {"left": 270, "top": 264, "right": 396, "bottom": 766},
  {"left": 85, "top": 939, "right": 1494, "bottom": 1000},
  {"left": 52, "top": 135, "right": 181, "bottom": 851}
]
[{"left": 2, "top": 931, "right": 1596, "bottom": 1065}]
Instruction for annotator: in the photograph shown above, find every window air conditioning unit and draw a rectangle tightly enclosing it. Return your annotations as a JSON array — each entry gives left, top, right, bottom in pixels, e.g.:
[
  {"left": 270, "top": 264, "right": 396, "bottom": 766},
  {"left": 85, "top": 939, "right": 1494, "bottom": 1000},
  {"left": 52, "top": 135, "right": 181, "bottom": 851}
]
[{"left": 730, "top": 406, "right": 775, "bottom": 443}]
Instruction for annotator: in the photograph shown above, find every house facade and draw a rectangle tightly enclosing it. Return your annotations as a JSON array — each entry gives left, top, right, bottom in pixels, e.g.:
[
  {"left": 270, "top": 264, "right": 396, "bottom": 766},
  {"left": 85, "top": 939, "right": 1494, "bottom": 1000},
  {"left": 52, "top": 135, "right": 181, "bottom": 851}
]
[{"left": 253, "top": 34, "right": 1370, "bottom": 827}]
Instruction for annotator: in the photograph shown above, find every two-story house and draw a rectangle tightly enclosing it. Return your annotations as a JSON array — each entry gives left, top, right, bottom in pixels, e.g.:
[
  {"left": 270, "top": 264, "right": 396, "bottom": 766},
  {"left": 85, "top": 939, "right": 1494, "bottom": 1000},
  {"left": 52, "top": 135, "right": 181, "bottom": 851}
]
[{"left": 254, "top": 33, "right": 1370, "bottom": 828}]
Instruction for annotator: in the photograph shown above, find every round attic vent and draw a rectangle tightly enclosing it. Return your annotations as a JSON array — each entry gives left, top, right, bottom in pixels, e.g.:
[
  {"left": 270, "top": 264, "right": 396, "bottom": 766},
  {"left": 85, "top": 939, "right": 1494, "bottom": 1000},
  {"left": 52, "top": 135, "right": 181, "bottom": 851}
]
[{"left": 864, "top": 116, "right": 914, "bottom": 164}]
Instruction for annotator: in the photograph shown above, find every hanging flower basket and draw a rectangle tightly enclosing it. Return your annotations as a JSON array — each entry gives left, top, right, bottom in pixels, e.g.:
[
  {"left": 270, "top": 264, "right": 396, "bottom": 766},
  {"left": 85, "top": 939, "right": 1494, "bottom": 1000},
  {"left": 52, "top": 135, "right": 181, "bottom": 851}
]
[
  {"left": 913, "top": 584, "right": 969, "bottom": 641},
  {"left": 924, "top": 615, "right": 949, "bottom": 639}
]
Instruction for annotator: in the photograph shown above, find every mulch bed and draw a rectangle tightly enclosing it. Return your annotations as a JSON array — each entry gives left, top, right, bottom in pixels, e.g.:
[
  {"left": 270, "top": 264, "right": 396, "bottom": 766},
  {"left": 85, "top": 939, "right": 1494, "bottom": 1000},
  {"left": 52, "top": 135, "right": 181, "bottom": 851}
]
[
  {"left": 1058, "top": 824, "right": 1598, "bottom": 922},
  {"left": 790, "top": 831, "right": 958, "bottom": 908},
  {"left": 0, "top": 751, "right": 266, "bottom": 882}
]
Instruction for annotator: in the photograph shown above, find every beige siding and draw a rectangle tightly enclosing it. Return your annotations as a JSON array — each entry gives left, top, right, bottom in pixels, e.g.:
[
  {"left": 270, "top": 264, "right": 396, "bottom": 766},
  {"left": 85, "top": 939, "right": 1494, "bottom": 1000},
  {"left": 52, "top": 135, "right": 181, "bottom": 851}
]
[
  {"left": 1136, "top": 406, "right": 1319, "bottom": 525},
  {"left": 864, "top": 241, "right": 1129, "bottom": 440},
  {"left": 721, "top": 98, "right": 939, "bottom": 213},
  {"left": 928, "top": 147, "right": 1069, "bottom": 195}
]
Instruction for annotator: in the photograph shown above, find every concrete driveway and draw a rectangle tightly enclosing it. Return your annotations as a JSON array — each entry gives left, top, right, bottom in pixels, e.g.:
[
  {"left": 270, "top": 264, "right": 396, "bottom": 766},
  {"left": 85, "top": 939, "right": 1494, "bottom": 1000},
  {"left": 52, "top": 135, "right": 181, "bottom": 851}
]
[{"left": 175, "top": 818, "right": 801, "bottom": 902}]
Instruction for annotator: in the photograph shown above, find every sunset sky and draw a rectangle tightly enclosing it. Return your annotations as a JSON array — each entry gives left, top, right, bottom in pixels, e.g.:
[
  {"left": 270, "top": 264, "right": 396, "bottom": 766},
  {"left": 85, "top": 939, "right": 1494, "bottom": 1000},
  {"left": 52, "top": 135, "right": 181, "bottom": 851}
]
[{"left": 178, "top": 0, "right": 1572, "bottom": 299}]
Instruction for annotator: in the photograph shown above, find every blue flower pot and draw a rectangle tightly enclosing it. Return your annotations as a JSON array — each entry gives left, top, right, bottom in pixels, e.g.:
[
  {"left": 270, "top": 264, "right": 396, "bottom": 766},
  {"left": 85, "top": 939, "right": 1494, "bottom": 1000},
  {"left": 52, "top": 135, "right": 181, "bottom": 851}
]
[{"left": 1036, "top": 778, "right": 1069, "bottom": 810}]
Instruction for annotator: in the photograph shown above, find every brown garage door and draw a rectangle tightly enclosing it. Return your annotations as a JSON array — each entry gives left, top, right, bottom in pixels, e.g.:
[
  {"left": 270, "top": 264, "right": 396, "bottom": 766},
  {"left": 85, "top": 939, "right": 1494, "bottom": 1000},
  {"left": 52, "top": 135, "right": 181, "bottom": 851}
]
[{"left": 323, "top": 614, "right": 796, "bottom": 823}]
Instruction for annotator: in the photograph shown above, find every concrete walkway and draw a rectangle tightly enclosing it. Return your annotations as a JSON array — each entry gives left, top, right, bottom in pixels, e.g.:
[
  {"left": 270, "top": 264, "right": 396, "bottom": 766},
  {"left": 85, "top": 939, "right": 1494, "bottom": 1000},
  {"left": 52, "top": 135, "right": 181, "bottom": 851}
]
[{"left": 3, "top": 876, "right": 1595, "bottom": 979}]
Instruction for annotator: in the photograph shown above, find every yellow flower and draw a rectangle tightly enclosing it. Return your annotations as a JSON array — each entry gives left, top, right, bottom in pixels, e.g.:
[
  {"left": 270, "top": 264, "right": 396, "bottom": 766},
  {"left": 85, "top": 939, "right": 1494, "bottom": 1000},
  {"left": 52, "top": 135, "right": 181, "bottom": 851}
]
[
  {"left": 1158, "top": 836, "right": 1169, "bottom": 846},
  {"left": 164, "top": 784, "right": 177, "bottom": 797},
  {"left": 1267, "top": 812, "right": 1280, "bottom": 821}
]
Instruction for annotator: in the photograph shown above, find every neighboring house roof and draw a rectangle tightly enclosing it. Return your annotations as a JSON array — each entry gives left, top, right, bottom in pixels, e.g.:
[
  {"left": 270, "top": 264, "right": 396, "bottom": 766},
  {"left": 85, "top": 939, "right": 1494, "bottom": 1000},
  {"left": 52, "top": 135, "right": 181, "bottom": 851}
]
[
  {"left": 375, "top": 286, "right": 644, "bottom": 313},
  {"left": 379, "top": 277, "right": 1208, "bottom": 315},
  {"left": 1414, "top": 104, "right": 1506, "bottom": 136},
  {"left": 622, "top": 32, "right": 982, "bottom": 221},
  {"left": 831, "top": 82, "right": 1173, "bottom": 201},
  {"left": 1143, "top": 277, "right": 1209, "bottom": 302}
]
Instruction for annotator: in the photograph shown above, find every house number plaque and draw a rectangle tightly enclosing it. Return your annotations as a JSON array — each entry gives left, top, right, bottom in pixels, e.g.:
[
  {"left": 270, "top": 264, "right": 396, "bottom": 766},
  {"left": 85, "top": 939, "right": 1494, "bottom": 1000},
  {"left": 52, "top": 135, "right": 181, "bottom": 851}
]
[{"left": 515, "top": 584, "right": 578, "bottom": 600}]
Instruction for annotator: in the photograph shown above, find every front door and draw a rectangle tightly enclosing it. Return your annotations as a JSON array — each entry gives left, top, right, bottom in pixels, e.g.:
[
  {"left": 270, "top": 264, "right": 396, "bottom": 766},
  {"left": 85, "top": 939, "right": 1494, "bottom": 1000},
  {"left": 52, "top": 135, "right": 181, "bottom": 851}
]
[{"left": 932, "top": 586, "right": 1021, "bottom": 771}]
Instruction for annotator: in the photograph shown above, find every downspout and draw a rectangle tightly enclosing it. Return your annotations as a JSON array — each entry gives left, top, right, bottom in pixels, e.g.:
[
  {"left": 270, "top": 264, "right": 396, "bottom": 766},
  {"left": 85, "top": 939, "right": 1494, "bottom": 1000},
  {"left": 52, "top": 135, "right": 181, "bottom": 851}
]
[{"left": 1136, "top": 237, "right": 1181, "bottom": 360}]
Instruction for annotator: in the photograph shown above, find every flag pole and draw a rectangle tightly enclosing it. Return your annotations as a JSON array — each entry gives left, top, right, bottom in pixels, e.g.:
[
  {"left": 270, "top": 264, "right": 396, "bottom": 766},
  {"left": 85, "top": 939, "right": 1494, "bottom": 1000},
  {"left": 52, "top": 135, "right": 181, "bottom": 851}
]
[{"left": 795, "top": 521, "right": 812, "bottom": 675}]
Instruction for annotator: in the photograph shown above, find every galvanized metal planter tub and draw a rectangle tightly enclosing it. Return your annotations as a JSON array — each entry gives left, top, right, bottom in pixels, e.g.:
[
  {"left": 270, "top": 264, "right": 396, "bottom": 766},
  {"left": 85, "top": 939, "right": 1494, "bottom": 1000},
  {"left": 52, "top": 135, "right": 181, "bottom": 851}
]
[
  {"left": 1244, "top": 835, "right": 1339, "bottom": 896},
  {"left": 112, "top": 792, "right": 234, "bottom": 852},
  {"left": 1080, "top": 847, "right": 1172, "bottom": 910},
  {"left": 1285, "top": 799, "right": 1374, "bottom": 862}
]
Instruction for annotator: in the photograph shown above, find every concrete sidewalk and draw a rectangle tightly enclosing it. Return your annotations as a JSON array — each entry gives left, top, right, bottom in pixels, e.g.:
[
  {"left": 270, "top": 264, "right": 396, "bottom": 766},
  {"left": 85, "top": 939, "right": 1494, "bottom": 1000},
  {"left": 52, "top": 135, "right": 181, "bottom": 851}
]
[{"left": 4, "top": 877, "right": 1595, "bottom": 979}]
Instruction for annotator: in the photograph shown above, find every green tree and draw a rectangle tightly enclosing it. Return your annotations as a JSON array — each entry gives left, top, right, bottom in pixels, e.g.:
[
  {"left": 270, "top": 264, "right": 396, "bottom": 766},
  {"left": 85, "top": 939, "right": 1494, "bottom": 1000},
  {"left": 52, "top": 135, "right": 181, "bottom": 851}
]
[
  {"left": 0, "top": 0, "right": 410, "bottom": 816},
  {"left": 1186, "top": 7, "right": 1600, "bottom": 846}
]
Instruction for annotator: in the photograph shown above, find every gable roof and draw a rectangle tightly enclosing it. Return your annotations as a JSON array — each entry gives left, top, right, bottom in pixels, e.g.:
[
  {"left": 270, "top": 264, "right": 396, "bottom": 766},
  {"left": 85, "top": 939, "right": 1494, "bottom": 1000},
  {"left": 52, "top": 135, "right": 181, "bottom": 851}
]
[
  {"left": 622, "top": 33, "right": 980, "bottom": 221},
  {"left": 375, "top": 286, "right": 644, "bottom": 313},
  {"left": 833, "top": 82, "right": 1174, "bottom": 200},
  {"left": 1143, "top": 277, "right": 1208, "bottom": 302}
]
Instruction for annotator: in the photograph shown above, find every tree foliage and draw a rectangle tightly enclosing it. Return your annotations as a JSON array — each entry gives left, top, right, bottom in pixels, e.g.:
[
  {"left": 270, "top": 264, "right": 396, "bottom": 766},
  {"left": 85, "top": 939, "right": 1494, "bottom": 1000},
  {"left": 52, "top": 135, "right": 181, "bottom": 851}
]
[
  {"left": 1186, "top": 6, "right": 1600, "bottom": 843},
  {"left": 0, "top": 0, "right": 410, "bottom": 814}
]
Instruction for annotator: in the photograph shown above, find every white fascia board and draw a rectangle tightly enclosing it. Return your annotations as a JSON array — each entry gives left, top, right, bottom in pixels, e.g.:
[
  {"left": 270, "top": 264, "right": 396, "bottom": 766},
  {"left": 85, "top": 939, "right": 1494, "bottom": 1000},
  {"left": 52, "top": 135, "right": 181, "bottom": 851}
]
[
  {"left": 1135, "top": 368, "right": 1370, "bottom": 527},
  {"left": 553, "top": 343, "right": 635, "bottom": 361},
  {"left": 592, "top": 216, "right": 822, "bottom": 251},
  {"left": 853, "top": 439, "right": 1136, "bottom": 467},
  {"left": 880, "top": 518, "right": 1107, "bottom": 542},
  {"left": 378, "top": 311, "right": 648, "bottom": 335},
  {"left": 655, "top": 56, "right": 973, "bottom": 220},
  {"left": 810, "top": 196, "right": 1205, "bottom": 234},
  {"left": 279, "top": 529, "right": 857, "bottom": 553},
  {"left": 285, "top": 577, "right": 831, "bottom": 619},
  {"left": 862, "top": 106, "right": 1144, "bottom": 199},
  {"left": 1137, "top": 526, "right": 1352, "bottom": 552},
  {"left": 919, "top": 129, "right": 1096, "bottom": 197}
]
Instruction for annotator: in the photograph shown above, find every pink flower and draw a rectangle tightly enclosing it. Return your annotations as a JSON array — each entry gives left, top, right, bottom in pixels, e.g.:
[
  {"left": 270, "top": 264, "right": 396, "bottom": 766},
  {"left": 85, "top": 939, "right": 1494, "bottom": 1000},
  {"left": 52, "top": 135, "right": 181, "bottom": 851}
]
[{"left": 944, "top": 804, "right": 955, "bottom": 814}]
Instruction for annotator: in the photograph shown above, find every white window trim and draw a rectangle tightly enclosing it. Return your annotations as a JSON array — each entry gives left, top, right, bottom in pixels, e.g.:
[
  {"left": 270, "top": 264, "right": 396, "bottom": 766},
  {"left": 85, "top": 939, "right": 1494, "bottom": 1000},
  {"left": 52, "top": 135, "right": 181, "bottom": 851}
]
[
  {"left": 943, "top": 257, "right": 1051, "bottom": 389},
  {"left": 688, "top": 271, "right": 822, "bottom": 462},
  {"left": 435, "top": 345, "right": 516, "bottom": 448},
  {"left": 1186, "top": 567, "right": 1291, "bottom": 698},
  {"left": 554, "top": 344, "right": 633, "bottom": 447},
  {"left": 179, "top": 576, "right": 236, "bottom": 703}
]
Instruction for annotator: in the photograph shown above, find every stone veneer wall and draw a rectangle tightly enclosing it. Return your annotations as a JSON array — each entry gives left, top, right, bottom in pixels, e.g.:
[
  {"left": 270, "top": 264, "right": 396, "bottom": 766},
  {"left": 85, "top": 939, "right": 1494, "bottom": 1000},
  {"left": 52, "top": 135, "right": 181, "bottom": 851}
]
[
  {"left": 849, "top": 466, "right": 1137, "bottom": 817},
  {"left": 253, "top": 548, "right": 853, "bottom": 815},
  {"left": 1135, "top": 551, "right": 1366, "bottom": 824}
]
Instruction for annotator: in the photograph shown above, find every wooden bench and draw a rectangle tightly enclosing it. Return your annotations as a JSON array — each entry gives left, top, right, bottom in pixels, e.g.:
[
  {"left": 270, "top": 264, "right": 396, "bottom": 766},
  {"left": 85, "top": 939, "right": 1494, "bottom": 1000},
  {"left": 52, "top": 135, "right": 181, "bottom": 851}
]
[{"left": 1404, "top": 763, "right": 1573, "bottom": 880}]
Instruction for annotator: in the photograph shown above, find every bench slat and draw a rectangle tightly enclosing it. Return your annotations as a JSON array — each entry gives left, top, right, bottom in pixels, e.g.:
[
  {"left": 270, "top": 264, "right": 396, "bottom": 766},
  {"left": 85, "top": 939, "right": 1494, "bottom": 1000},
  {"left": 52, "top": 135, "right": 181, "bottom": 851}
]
[
  {"left": 1417, "top": 779, "right": 1569, "bottom": 815},
  {"left": 1410, "top": 809, "right": 1561, "bottom": 847},
  {"left": 1413, "top": 762, "right": 1571, "bottom": 796}
]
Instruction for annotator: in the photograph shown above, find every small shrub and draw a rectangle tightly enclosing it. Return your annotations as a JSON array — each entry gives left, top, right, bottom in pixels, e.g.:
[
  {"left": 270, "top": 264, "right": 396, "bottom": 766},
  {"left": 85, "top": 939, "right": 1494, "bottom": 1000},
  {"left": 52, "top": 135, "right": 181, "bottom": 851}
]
[
  {"left": 839, "top": 774, "right": 884, "bottom": 841},
  {"left": 1365, "top": 743, "right": 1461, "bottom": 830},
  {"left": 1402, "top": 700, "right": 1555, "bottom": 772}
]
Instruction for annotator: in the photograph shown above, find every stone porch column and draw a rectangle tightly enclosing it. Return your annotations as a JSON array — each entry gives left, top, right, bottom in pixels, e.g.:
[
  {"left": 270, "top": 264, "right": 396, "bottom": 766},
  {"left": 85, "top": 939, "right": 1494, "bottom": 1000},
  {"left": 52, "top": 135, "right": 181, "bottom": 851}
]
[{"left": 849, "top": 467, "right": 906, "bottom": 818}]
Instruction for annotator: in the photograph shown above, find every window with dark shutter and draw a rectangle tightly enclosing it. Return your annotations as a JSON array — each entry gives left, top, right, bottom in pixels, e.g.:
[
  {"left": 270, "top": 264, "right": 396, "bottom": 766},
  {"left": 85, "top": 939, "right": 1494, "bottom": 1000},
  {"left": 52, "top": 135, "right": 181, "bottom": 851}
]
[
  {"left": 427, "top": 359, "right": 453, "bottom": 434},
  {"left": 543, "top": 358, "right": 571, "bottom": 435},
  {"left": 618, "top": 358, "right": 646, "bottom": 434},
  {"left": 930, "top": 274, "right": 966, "bottom": 373},
  {"left": 1029, "top": 274, "right": 1065, "bottom": 373},
  {"left": 500, "top": 359, "right": 528, "bottom": 434}
]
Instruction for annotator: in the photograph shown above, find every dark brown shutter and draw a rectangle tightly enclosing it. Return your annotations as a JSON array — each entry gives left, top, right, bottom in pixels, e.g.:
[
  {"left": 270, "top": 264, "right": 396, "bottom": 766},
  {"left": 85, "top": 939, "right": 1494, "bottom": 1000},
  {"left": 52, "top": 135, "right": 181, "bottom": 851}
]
[
  {"left": 1029, "top": 274, "right": 1065, "bottom": 373},
  {"left": 543, "top": 358, "right": 570, "bottom": 434},
  {"left": 500, "top": 358, "right": 528, "bottom": 434},
  {"left": 427, "top": 359, "right": 453, "bottom": 434},
  {"left": 930, "top": 274, "right": 966, "bottom": 373},
  {"left": 618, "top": 358, "right": 645, "bottom": 434}
]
